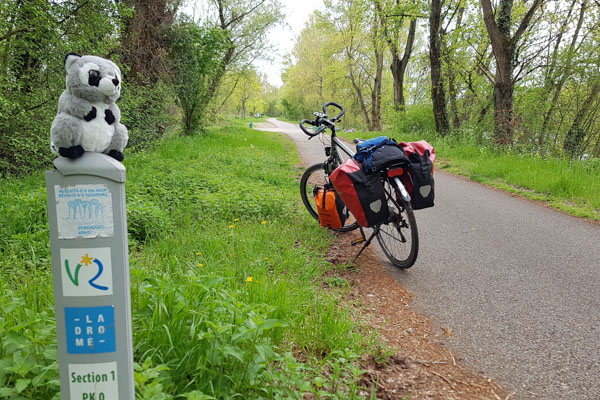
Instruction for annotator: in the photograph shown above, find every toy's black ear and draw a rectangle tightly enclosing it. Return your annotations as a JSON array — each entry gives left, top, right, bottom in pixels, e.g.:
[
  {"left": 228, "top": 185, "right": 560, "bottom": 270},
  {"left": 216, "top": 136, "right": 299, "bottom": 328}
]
[{"left": 64, "top": 53, "right": 81, "bottom": 68}]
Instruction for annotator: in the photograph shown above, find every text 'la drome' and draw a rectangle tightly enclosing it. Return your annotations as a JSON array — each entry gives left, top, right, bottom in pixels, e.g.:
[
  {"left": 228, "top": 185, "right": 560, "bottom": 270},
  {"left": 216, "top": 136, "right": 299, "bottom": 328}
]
[{"left": 74, "top": 313, "right": 108, "bottom": 347}]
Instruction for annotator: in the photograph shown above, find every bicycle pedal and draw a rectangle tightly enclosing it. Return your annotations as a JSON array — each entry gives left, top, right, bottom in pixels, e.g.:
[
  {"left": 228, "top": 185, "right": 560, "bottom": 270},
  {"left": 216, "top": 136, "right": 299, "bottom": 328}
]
[{"left": 351, "top": 238, "right": 365, "bottom": 246}]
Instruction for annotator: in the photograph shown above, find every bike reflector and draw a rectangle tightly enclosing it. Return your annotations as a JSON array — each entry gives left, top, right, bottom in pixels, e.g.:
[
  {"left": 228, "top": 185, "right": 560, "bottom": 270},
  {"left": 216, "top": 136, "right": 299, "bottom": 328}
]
[{"left": 330, "top": 159, "right": 389, "bottom": 227}]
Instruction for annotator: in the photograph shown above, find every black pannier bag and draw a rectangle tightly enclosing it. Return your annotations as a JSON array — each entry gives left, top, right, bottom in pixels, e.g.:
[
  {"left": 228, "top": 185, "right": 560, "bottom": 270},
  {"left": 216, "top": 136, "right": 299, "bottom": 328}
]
[
  {"left": 329, "top": 159, "right": 390, "bottom": 227},
  {"left": 399, "top": 141, "right": 435, "bottom": 210}
]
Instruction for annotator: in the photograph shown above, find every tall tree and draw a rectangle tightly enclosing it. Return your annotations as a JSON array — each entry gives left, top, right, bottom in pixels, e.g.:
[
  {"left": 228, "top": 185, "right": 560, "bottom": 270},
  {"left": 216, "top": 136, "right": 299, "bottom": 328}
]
[
  {"left": 375, "top": 0, "right": 417, "bottom": 111},
  {"left": 120, "top": 0, "right": 181, "bottom": 83},
  {"left": 334, "top": 0, "right": 385, "bottom": 130},
  {"left": 370, "top": 13, "right": 385, "bottom": 130},
  {"left": 540, "top": 0, "right": 588, "bottom": 143},
  {"left": 430, "top": 0, "right": 450, "bottom": 134},
  {"left": 563, "top": 77, "right": 600, "bottom": 157},
  {"left": 440, "top": 0, "right": 465, "bottom": 130},
  {"left": 479, "top": 0, "right": 543, "bottom": 144},
  {"left": 168, "top": 21, "right": 227, "bottom": 134},
  {"left": 203, "top": 0, "right": 283, "bottom": 106}
]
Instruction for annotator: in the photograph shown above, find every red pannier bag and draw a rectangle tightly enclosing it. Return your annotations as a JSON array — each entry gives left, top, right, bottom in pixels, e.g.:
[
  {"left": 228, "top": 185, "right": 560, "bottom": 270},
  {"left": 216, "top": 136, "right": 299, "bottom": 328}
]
[
  {"left": 398, "top": 141, "right": 435, "bottom": 210},
  {"left": 329, "top": 159, "right": 389, "bottom": 227},
  {"left": 313, "top": 184, "right": 347, "bottom": 229}
]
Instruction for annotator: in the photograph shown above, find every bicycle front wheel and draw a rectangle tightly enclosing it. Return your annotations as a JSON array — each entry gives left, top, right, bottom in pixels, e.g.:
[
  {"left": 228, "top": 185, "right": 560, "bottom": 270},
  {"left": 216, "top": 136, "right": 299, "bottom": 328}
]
[
  {"left": 376, "top": 179, "right": 419, "bottom": 268},
  {"left": 299, "top": 163, "right": 359, "bottom": 232}
]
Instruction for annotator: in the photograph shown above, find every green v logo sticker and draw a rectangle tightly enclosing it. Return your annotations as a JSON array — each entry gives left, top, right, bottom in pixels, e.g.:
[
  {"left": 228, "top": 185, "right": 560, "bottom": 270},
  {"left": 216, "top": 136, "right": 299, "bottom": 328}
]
[{"left": 64, "top": 260, "right": 82, "bottom": 286}]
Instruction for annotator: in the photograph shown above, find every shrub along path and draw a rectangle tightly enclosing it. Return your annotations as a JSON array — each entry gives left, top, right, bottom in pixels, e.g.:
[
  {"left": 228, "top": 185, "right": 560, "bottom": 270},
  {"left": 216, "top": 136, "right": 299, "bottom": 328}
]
[{"left": 258, "top": 118, "right": 600, "bottom": 400}]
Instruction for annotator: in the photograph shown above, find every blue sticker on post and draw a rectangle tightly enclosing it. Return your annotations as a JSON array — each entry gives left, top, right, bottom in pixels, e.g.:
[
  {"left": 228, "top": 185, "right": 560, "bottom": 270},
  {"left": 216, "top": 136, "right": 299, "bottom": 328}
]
[{"left": 65, "top": 306, "right": 116, "bottom": 354}]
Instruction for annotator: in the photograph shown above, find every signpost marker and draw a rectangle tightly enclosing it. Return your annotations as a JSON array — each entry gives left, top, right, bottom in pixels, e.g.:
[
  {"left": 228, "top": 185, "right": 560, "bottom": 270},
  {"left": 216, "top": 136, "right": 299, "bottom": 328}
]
[{"left": 46, "top": 153, "right": 134, "bottom": 399}]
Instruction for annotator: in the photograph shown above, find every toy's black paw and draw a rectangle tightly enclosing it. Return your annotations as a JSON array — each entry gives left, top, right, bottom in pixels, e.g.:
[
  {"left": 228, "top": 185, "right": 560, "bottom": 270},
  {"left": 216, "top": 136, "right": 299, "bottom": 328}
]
[
  {"left": 107, "top": 150, "right": 124, "bottom": 161},
  {"left": 84, "top": 106, "right": 97, "bottom": 121},
  {"left": 105, "top": 109, "right": 115, "bottom": 125},
  {"left": 59, "top": 145, "right": 84, "bottom": 159}
]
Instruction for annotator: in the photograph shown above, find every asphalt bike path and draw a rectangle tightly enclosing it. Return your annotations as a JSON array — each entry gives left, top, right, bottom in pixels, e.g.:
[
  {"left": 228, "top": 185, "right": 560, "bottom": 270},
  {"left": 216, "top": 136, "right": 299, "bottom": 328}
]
[{"left": 255, "top": 118, "right": 600, "bottom": 399}]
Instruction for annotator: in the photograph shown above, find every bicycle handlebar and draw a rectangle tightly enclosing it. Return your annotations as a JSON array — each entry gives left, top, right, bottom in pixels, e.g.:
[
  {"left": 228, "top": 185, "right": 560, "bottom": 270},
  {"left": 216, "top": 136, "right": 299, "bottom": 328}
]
[
  {"left": 323, "top": 102, "right": 345, "bottom": 121},
  {"left": 299, "top": 119, "right": 327, "bottom": 137},
  {"left": 299, "top": 102, "right": 345, "bottom": 138}
]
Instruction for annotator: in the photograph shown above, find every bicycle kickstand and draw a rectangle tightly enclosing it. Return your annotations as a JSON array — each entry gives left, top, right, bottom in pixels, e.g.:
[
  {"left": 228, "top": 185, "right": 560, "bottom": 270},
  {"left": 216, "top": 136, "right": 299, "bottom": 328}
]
[{"left": 350, "top": 226, "right": 380, "bottom": 264}]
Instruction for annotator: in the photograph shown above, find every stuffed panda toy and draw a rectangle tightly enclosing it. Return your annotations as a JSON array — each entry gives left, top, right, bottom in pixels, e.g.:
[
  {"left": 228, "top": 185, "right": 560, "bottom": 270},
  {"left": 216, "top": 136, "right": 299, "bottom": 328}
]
[{"left": 50, "top": 53, "right": 128, "bottom": 161}]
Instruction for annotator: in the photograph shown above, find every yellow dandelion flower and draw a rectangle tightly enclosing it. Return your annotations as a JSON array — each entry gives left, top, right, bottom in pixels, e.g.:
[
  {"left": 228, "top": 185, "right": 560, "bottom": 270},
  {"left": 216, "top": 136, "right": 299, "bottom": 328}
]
[
  {"left": 261, "top": 221, "right": 267, "bottom": 225},
  {"left": 246, "top": 277, "right": 253, "bottom": 282},
  {"left": 234, "top": 218, "right": 239, "bottom": 222},
  {"left": 198, "top": 263, "right": 205, "bottom": 267},
  {"left": 195, "top": 252, "right": 201, "bottom": 256},
  {"left": 228, "top": 225, "right": 235, "bottom": 229}
]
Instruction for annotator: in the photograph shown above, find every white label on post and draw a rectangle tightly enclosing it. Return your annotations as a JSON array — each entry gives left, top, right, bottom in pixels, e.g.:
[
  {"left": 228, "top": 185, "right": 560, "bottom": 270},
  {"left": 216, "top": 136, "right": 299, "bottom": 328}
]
[
  {"left": 69, "top": 362, "right": 118, "bottom": 400},
  {"left": 55, "top": 184, "right": 114, "bottom": 239},
  {"left": 60, "top": 248, "right": 113, "bottom": 296}
]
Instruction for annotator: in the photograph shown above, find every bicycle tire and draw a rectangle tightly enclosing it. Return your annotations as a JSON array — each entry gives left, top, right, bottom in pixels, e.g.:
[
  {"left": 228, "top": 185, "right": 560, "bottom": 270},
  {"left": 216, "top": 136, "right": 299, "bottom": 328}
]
[
  {"left": 376, "top": 179, "right": 419, "bottom": 268},
  {"left": 299, "top": 163, "right": 359, "bottom": 232}
]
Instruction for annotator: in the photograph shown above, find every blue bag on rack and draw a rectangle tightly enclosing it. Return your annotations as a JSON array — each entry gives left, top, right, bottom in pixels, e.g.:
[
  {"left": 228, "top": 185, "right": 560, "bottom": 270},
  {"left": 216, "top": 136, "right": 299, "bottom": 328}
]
[{"left": 353, "top": 136, "right": 408, "bottom": 173}]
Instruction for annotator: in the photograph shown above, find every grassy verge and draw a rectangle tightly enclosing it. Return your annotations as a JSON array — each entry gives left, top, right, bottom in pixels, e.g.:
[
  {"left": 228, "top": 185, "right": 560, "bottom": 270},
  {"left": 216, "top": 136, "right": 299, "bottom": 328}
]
[
  {"left": 338, "top": 129, "right": 600, "bottom": 221},
  {"left": 0, "top": 122, "right": 378, "bottom": 399}
]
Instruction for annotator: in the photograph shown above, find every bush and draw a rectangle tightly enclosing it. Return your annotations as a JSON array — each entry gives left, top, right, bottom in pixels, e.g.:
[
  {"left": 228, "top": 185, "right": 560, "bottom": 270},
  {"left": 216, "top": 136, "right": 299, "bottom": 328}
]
[
  {"left": 119, "top": 80, "right": 176, "bottom": 153},
  {"left": 167, "top": 22, "right": 227, "bottom": 134},
  {"left": 385, "top": 104, "right": 437, "bottom": 134}
]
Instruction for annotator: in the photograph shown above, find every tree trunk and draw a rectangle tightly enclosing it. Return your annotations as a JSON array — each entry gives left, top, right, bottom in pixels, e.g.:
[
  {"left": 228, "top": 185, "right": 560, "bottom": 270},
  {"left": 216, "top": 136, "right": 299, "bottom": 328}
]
[
  {"left": 390, "top": 57, "right": 403, "bottom": 112},
  {"left": 370, "top": 17, "right": 384, "bottom": 131},
  {"left": 375, "top": 0, "right": 416, "bottom": 112},
  {"left": 371, "top": 48, "right": 383, "bottom": 131},
  {"left": 448, "top": 72, "right": 460, "bottom": 129},
  {"left": 121, "top": 0, "right": 179, "bottom": 83},
  {"left": 389, "top": 19, "right": 416, "bottom": 112},
  {"left": 345, "top": 45, "right": 371, "bottom": 128},
  {"left": 480, "top": 0, "right": 543, "bottom": 144},
  {"left": 541, "top": 0, "right": 587, "bottom": 143},
  {"left": 493, "top": 52, "right": 514, "bottom": 144},
  {"left": 208, "top": 41, "right": 234, "bottom": 106},
  {"left": 563, "top": 79, "right": 600, "bottom": 157},
  {"left": 348, "top": 60, "right": 371, "bottom": 129},
  {"left": 594, "top": 132, "right": 600, "bottom": 157},
  {"left": 429, "top": 0, "right": 450, "bottom": 135},
  {"left": 444, "top": 5, "right": 465, "bottom": 130},
  {"left": 485, "top": 0, "right": 514, "bottom": 144}
]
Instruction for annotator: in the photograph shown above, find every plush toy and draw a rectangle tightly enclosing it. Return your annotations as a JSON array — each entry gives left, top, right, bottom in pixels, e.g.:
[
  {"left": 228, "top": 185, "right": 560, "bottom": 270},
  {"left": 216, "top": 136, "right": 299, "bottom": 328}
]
[{"left": 50, "top": 53, "right": 128, "bottom": 161}]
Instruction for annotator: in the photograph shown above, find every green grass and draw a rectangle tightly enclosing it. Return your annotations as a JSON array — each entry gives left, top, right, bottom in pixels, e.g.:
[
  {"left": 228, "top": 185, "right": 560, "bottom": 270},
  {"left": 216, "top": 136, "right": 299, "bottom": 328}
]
[
  {"left": 338, "top": 129, "right": 600, "bottom": 221},
  {"left": 0, "top": 122, "right": 378, "bottom": 399}
]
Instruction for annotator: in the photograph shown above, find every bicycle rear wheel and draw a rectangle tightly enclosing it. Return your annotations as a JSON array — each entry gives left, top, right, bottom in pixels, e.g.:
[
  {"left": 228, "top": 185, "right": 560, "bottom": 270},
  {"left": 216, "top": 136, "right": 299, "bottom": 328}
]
[
  {"left": 376, "top": 179, "right": 419, "bottom": 268},
  {"left": 300, "top": 163, "right": 359, "bottom": 232}
]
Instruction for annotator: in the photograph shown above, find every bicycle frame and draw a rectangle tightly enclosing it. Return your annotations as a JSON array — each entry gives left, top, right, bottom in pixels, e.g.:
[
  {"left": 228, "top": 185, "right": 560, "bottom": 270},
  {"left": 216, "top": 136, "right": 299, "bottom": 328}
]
[{"left": 331, "top": 136, "right": 354, "bottom": 160}]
